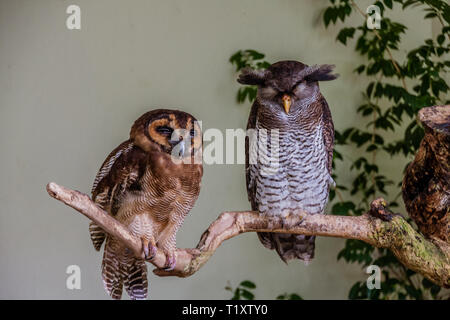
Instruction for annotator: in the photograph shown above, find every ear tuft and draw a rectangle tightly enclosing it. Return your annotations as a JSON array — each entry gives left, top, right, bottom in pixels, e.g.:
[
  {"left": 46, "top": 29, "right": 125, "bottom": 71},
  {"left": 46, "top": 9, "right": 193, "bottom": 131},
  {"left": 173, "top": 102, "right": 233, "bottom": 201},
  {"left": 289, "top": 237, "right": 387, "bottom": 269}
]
[
  {"left": 237, "top": 67, "right": 267, "bottom": 85},
  {"left": 305, "top": 64, "right": 339, "bottom": 82}
]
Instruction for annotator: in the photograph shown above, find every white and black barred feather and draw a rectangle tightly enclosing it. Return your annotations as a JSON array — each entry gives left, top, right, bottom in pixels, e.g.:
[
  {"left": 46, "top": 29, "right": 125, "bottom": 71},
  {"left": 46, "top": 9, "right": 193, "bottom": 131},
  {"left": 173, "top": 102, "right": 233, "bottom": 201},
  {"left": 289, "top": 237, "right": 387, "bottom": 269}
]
[{"left": 102, "top": 237, "right": 148, "bottom": 300}]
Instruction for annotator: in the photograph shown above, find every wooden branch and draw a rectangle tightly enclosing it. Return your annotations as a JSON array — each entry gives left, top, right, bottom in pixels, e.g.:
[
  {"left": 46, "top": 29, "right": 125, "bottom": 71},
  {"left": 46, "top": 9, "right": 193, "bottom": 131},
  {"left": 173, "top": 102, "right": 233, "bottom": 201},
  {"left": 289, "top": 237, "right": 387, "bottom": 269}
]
[{"left": 46, "top": 182, "right": 450, "bottom": 288}]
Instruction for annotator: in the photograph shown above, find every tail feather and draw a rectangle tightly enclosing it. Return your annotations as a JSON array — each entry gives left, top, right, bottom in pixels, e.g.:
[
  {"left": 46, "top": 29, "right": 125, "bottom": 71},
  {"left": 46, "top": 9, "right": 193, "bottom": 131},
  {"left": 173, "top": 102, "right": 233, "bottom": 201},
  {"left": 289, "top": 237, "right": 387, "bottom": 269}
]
[
  {"left": 89, "top": 222, "right": 106, "bottom": 251},
  {"left": 102, "top": 238, "right": 148, "bottom": 300},
  {"left": 124, "top": 260, "right": 148, "bottom": 300},
  {"left": 257, "top": 232, "right": 315, "bottom": 264}
]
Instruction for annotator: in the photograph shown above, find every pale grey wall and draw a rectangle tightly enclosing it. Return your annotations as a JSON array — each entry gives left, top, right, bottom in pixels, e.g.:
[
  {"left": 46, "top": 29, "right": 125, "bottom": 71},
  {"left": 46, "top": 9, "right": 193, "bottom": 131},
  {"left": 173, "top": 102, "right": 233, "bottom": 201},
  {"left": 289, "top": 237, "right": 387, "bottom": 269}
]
[{"left": 0, "top": 0, "right": 431, "bottom": 299}]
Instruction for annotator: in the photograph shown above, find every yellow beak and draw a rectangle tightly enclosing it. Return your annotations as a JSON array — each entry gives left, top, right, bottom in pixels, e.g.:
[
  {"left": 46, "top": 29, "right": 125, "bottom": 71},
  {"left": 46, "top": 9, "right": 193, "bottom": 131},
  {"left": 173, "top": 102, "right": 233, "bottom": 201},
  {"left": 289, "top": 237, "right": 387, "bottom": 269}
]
[{"left": 282, "top": 94, "right": 291, "bottom": 114}]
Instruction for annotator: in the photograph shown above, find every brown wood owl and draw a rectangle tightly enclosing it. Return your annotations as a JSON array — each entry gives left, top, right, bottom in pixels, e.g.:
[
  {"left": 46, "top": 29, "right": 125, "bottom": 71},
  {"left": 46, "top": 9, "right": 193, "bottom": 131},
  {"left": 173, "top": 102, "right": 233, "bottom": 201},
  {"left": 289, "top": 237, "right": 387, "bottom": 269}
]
[
  {"left": 239, "top": 61, "right": 337, "bottom": 264},
  {"left": 89, "top": 109, "right": 203, "bottom": 300}
]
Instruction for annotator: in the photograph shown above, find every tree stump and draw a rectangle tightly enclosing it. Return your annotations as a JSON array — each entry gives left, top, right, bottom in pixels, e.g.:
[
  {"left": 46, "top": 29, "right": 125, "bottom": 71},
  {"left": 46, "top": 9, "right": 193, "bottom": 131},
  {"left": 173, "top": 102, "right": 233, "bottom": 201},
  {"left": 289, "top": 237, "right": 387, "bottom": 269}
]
[{"left": 402, "top": 105, "right": 450, "bottom": 243}]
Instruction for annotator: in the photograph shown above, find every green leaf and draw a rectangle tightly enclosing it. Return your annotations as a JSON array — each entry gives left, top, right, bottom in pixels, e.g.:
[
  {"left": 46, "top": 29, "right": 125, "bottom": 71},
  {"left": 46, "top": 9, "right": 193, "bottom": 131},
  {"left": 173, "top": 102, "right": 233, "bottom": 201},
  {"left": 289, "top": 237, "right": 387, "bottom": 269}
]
[
  {"left": 239, "top": 280, "right": 256, "bottom": 289},
  {"left": 338, "top": 240, "right": 374, "bottom": 265},
  {"left": 332, "top": 201, "right": 355, "bottom": 216},
  {"left": 366, "top": 82, "right": 375, "bottom": 97},
  {"left": 240, "top": 289, "right": 255, "bottom": 300},
  {"left": 348, "top": 282, "right": 366, "bottom": 299},
  {"left": 323, "top": 7, "right": 334, "bottom": 27},
  {"left": 231, "top": 290, "right": 240, "bottom": 300},
  {"left": 337, "top": 27, "right": 356, "bottom": 45},
  {"left": 246, "top": 50, "right": 265, "bottom": 60},
  {"left": 350, "top": 130, "right": 372, "bottom": 147},
  {"left": 366, "top": 144, "right": 378, "bottom": 152},
  {"left": 383, "top": 0, "right": 393, "bottom": 9},
  {"left": 355, "top": 64, "right": 365, "bottom": 74}
]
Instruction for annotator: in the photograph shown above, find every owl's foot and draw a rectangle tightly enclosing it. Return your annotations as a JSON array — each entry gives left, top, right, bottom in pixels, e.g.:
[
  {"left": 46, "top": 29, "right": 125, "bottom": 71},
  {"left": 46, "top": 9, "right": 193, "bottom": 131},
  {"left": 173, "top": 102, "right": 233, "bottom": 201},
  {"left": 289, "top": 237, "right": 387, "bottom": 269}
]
[
  {"left": 281, "top": 212, "right": 304, "bottom": 230},
  {"left": 161, "top": 250, "right": 176, "bottom": 271},
  {"left": 141, "top": 237, "right": 157, "bottom": 260}
]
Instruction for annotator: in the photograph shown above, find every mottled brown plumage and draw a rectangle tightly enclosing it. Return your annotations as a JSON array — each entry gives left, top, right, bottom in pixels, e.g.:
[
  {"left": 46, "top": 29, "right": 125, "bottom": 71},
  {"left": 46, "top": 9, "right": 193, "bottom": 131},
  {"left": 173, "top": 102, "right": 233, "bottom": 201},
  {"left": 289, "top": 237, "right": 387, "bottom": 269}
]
[
  {"left": 90, "top": 109, "right": 203, "bottom": 299},
  {"left": 402, "top": 105, "right": 449, "bottom": 243},
  {"left": 240, "top": 61, "right": 337, "bottom": 263}
]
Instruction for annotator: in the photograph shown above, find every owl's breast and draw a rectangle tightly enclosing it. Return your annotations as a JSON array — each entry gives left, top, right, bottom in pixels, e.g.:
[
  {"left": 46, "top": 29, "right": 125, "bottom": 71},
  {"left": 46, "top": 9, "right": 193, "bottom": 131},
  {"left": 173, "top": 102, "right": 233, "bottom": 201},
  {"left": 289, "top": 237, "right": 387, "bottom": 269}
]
[
  {"left": 116, "top": 159, "right": 202, "bottom": 230},
  {"left": 286, "top": 125, "right": 331, "bottom": 213},
  {"left": 251, "top": 120, "right": 331, "bottom": 216}
]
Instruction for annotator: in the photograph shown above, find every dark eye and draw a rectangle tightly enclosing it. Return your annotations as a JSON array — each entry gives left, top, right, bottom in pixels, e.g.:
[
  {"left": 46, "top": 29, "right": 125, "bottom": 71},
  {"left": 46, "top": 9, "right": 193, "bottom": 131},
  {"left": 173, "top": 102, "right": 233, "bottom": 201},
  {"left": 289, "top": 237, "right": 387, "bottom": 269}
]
[
  {"left": 156, "top": 126, "right": 174, "bottom": 136},
  {"left": 190, "top": 128, "right": 195, "bottom": 137}
]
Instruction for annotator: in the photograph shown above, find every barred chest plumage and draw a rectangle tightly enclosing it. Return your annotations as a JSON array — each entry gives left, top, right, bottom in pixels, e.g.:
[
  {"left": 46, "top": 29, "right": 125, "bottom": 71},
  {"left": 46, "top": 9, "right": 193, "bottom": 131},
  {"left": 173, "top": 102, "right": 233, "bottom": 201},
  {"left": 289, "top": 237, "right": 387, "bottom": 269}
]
[
  {"left": 116, "top": 161, "right": 201, "bottom": 239},
  {"left": 250, "top": 103, "right": 331, "bottom": 217}
]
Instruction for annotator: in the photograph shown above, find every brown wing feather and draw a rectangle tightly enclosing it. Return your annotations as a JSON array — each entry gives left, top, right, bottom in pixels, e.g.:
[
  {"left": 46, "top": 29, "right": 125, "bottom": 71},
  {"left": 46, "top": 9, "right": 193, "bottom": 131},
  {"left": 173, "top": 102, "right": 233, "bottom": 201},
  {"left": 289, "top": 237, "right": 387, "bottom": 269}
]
[
  {"left": 320, "top": 96, "right": 334, "bottom": 175},
  {"left": 92, "top": 140, "right": 134, "bottom": 197},
  {"left": 92, "top": 141, "right": 147, "bottom": 213},
  {"left": 89, "top": 140, "right": 147, "bottom": 250}
]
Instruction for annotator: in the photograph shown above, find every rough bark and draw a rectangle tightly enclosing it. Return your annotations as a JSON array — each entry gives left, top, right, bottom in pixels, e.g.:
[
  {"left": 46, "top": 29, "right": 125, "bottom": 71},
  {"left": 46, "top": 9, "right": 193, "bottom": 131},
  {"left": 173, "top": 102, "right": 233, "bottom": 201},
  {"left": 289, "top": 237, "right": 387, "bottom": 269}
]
[
  {"left": 402, "top": 105, "right": 449, "bottom": 243},
  {"left": 46, "top": 183, "right": 449, "bottom": 287}
]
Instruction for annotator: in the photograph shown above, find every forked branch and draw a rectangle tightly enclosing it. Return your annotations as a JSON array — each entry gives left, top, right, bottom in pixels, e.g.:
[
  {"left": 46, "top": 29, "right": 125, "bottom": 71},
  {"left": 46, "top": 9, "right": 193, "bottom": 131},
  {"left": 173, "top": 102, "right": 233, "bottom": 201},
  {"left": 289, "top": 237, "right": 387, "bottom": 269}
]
[{"left": 46, "top": 182, "right": 449, "bottom": 287}]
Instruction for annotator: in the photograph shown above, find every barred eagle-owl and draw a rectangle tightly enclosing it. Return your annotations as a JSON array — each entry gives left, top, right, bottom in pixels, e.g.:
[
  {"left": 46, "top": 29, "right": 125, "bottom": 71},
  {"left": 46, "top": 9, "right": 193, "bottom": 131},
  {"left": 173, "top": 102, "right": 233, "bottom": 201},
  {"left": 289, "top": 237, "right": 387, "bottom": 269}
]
[{"left": 239, "top": 61, "right": 337, "bottom": 263}]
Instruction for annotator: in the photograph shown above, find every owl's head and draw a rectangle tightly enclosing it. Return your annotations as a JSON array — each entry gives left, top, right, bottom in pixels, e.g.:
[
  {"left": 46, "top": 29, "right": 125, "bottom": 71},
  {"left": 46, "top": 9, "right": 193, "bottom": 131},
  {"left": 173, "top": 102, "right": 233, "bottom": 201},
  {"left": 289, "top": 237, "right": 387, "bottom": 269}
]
[
  {"left": 238, "top": 60, "right": 338, "bottom": 113},
  {"left": 130, "top": 109, "right": 202, "bottom": 161}
]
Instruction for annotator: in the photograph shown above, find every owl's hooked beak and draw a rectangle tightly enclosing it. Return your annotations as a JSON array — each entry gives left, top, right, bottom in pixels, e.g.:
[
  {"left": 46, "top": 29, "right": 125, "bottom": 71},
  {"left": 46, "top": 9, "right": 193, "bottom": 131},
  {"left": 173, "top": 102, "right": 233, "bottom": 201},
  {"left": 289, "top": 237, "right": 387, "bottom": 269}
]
[
  {"left": 282, "top": 94, "right": 291, "bottom": 114},
  {"left": 169, "top": 138, "right": 186, "bottom": 158}
]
